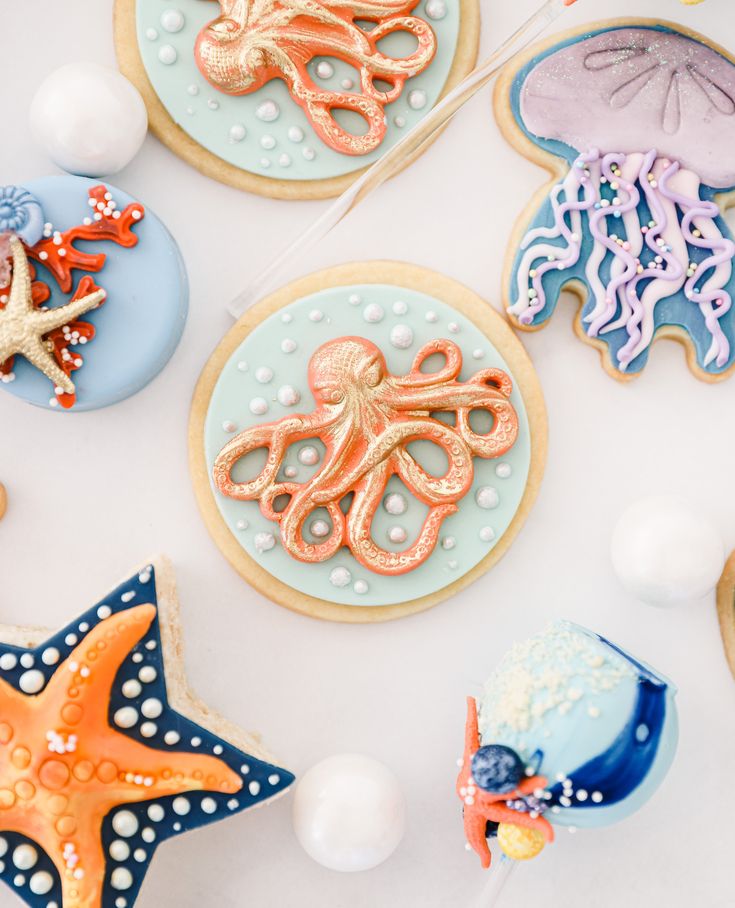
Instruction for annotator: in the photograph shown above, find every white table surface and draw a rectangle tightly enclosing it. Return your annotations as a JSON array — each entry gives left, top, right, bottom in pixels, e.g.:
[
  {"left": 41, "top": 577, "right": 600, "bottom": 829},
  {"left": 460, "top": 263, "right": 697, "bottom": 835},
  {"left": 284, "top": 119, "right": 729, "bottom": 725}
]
[{"left": 2, "top": 2, "right": 734, "bottom": 906}]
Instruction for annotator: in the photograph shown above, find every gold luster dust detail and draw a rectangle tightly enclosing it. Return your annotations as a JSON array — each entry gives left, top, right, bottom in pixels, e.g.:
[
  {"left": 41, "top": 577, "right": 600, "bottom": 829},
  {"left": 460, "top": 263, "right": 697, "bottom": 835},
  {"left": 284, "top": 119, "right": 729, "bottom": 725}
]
[
  {"left": 478, "top": 623, "right": 637, "bottom": 743},
  {"left": 0, "top": 604, "right": 243, "bottom": 908},
  {"left": 0, "top": 236, "right": 104, "bottom": 394}
]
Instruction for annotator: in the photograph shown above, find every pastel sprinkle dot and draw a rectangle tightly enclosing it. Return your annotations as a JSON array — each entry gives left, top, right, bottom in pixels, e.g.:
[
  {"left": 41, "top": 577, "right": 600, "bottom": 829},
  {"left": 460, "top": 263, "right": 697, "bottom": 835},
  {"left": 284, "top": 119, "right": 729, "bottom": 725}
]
[
  {"left": 19, "top": 671, "right": 45, "bottom": 694},
  {"left": 388, "top": 526, "right": 407, "bottom": 544},
  {"left": 111, "top": 868, "right": 133, "bottom": 891},
  {"left": 114, "top": 707, "right": 138, "bottom": 729},
  {"left": 13, "top": 845, "right": 37, "bottom": 870},
  {"left": 495, "top": 463, "right": 512, "bottom": 479},
  {"left": 112, "top": 811, "right": 139, "bottom": 838},
  {"left": 0, "top": 654, "right": 17, "bottom": 671},
  {"left": 476, "top": 486, "right": 500, "bottom": 509},
  {"left": 288, "top": 126, "right": 304, "bottom": 143},
  {"left": 329, "top": 567, "right": 351, "bottom": 588},
  {"left": 157, "top": 44, "right": 177, "bottom": 65},
  {"left": 298, "top": 446, "right": 319, "bottom": 466},
  {"left": 383, "top": 492, "right": 407, "bottom": 515},
  {"left": 408, "top": 89, "right": 427, "bottom": 110},
  {"left": 201, "top": 797, "right": 217, "bottom": 814},
  {"left": 315, "top": 60, "right": 334, "bottom": 79},
  {"left": 173, "top": 797, "right": 191, "bottom": 816}
]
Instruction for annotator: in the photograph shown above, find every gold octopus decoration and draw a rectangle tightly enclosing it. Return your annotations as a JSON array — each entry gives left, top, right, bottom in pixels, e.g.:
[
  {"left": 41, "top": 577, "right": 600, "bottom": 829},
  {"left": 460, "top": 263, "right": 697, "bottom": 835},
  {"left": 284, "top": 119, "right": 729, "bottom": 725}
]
[
  {"left": 195, "top": 0, "right": 437, "bottom": 155},
  {"left": 214, "top": 337, "right": 519, "bottom": 575}
]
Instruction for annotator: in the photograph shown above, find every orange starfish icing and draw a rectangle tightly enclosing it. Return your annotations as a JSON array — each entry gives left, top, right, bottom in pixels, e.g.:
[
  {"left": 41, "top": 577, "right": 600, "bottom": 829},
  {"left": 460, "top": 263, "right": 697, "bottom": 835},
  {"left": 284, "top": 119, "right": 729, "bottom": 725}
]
[
  {"left": 0, "top": 604, "right": 243, "bottom": 908},
  {"left": 457, "top": 697, "right": 554, "bottom": 869}
]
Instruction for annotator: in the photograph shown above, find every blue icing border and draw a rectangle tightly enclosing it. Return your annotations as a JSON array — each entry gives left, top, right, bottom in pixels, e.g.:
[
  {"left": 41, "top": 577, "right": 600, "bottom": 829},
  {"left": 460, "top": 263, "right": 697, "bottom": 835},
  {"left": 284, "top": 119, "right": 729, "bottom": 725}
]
[
  {"left": 204, "top": 283, "right": 532, "bottom": 608},
  {"left": 1, "top": 175, "right": 188, "bottom": 412},
  {"left": 135, "top": 0, "right": 462, "bottom": 182},
  {"left": 507, "top": 23, "right": 735, "bottom": 376},
  {"left": 0, "top": 565, "right": 293, "bottom": 908}
]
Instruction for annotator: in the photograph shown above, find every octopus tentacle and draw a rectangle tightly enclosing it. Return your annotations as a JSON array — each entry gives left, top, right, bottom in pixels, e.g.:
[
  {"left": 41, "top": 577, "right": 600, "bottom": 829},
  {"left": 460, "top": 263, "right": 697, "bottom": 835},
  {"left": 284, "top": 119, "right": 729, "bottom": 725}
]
[
  {"left": 213, "top": 412, "right": 334, "bottom": 500},
  {"left": 279, "top": 494, "right": 347, "bottom": 561},
  {"left": 392, "top": 339, "right": 463, "bottom": 387},
  {"left": 347, "top": 463, "right": 457, "bottom": 575}
]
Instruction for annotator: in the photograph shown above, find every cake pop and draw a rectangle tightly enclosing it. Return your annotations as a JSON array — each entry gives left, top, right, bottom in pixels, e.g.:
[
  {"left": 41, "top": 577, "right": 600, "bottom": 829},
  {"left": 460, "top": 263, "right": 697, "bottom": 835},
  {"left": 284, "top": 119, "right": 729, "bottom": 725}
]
[{"left": 457, "top": 621, "right": 678, "bottom": 869}]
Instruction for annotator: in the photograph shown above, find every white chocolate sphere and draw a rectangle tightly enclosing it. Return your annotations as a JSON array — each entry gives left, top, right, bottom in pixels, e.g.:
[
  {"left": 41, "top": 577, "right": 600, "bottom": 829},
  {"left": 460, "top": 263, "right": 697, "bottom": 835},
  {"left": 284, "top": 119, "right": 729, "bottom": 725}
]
[
  {"left": 611, "top": 496, "right": 725, "bottom": 606},
  {"left": 30, "top": 63, "right": 147, "bottom": 177},
  {"left": 293, "top": 754, "right": 406, "bottom": 872}
]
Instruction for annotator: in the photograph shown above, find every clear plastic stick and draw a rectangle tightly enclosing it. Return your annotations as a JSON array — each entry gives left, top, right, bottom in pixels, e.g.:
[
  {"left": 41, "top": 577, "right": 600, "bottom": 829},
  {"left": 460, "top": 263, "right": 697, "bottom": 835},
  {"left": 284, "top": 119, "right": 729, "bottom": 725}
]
[
  {"left": 468, "top": 856, "right": 517, "bottom": 908},
  {"left": 228, "top": 0, "right": 577, "bottom": 318}
]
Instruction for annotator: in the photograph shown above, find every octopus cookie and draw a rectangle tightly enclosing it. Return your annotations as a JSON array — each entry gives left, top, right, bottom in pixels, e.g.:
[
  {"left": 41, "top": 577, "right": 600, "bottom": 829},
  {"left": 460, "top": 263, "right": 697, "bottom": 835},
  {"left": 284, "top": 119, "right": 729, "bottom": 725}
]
[
  {"left": 495, "top": 20, "right": 735, "bottom": 381},
  {"left": 0, "top": 176, "right": 187, "bottom": 411},
  {"left": 114, "top": 0, "right": 479, "bottom": 199},
  {"left": 0, "top": 556, "right": 293, "bottom": 908},
  {"left": 190, "top": 262, "right": 546, "bottom": 621}
]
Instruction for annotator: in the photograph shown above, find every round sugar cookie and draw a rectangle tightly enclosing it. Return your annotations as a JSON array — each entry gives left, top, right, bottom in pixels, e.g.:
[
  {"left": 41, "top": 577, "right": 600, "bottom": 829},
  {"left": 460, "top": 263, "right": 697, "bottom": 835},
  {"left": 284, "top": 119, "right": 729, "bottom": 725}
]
[
  {"left": 0, "top": 175, "right": 187, "bottom": 412},
  {"left": 716, "top": 551, "right": 735, "bottom": 681},
  {"left": 114, "top": 0, "right": 479, "bottom": 200},
  {"left": 190, "top": 262, "right": 546, "bottom": 622},
  {"left": 494, "top": 18, "right": 735, "bottom": 382}
]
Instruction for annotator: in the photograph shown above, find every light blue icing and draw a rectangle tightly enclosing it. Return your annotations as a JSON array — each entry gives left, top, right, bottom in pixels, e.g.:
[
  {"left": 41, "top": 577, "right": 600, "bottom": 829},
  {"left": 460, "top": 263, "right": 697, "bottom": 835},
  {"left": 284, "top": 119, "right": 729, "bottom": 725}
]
[
  {"left": 204, "top": 283, "right": 532, "bottom": 607},
  {"left": 478, "top": 621, "right": 678, "bottom": 829},
  {"left": 507, "top": 24, "right": 735, "bottom": 376},
  {"left": 135, "top": 1, "right": 462, "bottom": 182},
  {"left": 1, "top": 175, "right": 188, "bottom": 412}
]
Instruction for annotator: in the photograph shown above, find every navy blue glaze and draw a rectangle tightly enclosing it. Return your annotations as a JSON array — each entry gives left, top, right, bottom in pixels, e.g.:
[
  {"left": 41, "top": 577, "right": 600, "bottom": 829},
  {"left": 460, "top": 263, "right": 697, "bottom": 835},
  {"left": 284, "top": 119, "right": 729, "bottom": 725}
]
[
  {"left": 507, "top": 24, "right": 735, "bottom": 376},
  {"left": 0, "top": 565, "right": 294, "bottom": 908}
]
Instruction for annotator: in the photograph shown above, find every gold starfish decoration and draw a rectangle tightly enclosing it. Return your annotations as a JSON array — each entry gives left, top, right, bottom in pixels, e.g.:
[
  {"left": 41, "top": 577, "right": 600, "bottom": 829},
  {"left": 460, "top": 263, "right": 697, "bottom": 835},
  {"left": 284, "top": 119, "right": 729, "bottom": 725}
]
[{"left": 0, "top": 236, "right": 105, "bottom": 394}]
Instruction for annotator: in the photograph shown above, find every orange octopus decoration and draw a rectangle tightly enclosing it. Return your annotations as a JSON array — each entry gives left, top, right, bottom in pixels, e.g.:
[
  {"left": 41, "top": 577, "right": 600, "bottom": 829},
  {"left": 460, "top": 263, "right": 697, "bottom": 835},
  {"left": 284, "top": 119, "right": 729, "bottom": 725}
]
[
  {"left": 195, "top": 0, "right": 437, "bottom": 155},
  {"left": 457, "top": 698, "right": 554, "bottom": 869},
  {"left": 213, "top": 336, "right": 519, "bottom": 575}
]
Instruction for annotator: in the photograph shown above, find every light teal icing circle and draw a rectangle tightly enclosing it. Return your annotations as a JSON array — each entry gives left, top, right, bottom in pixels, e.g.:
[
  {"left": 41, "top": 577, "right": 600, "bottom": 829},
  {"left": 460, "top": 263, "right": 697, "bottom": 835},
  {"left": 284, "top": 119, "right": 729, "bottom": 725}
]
[
  {"left": 135, "top": 1, "right": 461, "bottom": 182},
  {"left": 204, "top": 283, "right": 532, "bottom": 607}
]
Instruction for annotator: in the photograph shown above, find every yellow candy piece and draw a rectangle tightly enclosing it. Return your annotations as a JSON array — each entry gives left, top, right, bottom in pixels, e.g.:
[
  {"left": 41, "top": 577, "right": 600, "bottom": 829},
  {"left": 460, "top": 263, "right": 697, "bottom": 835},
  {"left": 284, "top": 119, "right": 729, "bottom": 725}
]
[
  {"left": 680, "top": 0, "right": 705, "bottom": 4},
  {"left": 497, "top": 824, "right": 546, "bottom": 861}
]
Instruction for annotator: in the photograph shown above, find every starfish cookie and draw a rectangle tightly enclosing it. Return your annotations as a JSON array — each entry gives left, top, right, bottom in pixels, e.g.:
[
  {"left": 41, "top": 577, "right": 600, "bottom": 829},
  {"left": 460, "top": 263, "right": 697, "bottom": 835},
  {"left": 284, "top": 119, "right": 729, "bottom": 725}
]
[
  {"left": 0, "top": 237, "right": 104, "bottom": 395},
  {"left": 0, "top": 557, "right": 293, "bottom": 908}
]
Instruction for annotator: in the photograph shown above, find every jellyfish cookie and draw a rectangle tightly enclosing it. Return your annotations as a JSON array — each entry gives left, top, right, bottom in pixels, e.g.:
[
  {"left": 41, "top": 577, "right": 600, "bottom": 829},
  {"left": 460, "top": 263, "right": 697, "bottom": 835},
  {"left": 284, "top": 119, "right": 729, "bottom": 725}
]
[
  {"left": 716, "top": 550, "right": 735, "bottom": 681},
  {"left": 496, "top": 20, "right": 735, "bottom": 381},
  {"left": 458, "top": 621, "right": 678, "bottom": 869},
  {"left": 0, "top": 555, "right": 293, "bottom": 908},
  {"left": 0, "top": 176, "right": 187, "bottom": 411},
  {"left": 190, "top": 261, "right": 546, "bottom": 621},
  {"left": 114, "top": 0, "right": 479, "bottom": 199}
]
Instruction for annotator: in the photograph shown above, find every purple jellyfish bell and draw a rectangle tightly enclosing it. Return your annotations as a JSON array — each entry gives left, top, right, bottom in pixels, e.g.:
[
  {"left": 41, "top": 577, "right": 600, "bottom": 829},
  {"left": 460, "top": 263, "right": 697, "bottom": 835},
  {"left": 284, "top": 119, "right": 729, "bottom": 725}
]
[{"left": 506, "top": 25, "right": 735, "bottom": 377}]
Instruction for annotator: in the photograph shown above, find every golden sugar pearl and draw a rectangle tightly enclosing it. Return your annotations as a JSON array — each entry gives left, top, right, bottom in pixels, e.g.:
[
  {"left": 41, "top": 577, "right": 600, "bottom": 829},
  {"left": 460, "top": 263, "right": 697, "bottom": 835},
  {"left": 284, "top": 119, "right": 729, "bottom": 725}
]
[
  {"left": 72, "top": 760, "right": 95, "bottom": 782},
  {"left": 0, "top": 723, "right": 14, "bottom": 744},
  {"left": 39, "top": 759, "right": 71, "bottom": 791},
  {"left": 497, "top": 823, "right": 546, "bottom": 861},
  {"left": 47, "top": 794, "right": 68, "bottom": 815},
  {"left": 61, "top": 703, "right": 84, "bottom": 725},
  {"left": 11, "top": 746, "right": 31, "bottom": 769},
  {"left": 56, "top": 815, "right": 77, "bottom": 836},
  {"left": 14, "top": 780, "right": 35, "bottom": 800},
  {"left": 0, "top": 789, "right": 16, "bottom": 809},
  {"left": 97, "top": 761, "right": 118, "bottom": 784}
]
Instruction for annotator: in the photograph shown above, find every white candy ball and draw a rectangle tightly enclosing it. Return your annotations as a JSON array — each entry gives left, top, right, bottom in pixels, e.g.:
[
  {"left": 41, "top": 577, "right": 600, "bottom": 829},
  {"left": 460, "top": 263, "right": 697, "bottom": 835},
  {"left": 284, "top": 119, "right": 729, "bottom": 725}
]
[
  {"left": 30, "top": 63, "right": 148, "bottom": 177},
  {"left": 611, "top": 495, "right": 725, "bottom": 606},
  {"left": 293, "top": 754, "right": 406, "bottom": 872}
]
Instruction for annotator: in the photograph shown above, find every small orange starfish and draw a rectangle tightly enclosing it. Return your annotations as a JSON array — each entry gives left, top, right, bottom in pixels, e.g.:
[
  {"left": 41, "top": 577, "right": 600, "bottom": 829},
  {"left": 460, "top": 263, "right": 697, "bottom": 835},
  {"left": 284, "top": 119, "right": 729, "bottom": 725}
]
[{"left": 457, "top": 697, "right": 554, "bottom": 869}]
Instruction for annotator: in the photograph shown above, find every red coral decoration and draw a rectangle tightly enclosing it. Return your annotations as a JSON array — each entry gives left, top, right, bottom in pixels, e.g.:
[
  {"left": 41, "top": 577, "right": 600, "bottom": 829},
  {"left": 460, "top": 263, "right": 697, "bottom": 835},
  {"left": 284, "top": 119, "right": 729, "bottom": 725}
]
[{"left": 0, "top": 185, "right": 145, "bottom": 408}]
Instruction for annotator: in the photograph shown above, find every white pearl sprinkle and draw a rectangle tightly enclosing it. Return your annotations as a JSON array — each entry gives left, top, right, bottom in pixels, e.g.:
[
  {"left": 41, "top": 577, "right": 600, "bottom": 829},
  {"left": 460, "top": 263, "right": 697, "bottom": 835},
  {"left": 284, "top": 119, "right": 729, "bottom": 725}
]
[
  {"left": 408, "top": 89, "right": 427, "bottom": 110},
  {"left": 148, "top": 804, "right": 165, "bottom": 822},
  {"left": 298, "top": 446, "right": 319, "bottom": 466},
  {"left": 255, "top": 100, "right": 280, "bottom": 122},
  {"left": 122, "top": 679, "right": 142, "bottom": 699},
  {"left": 139, "top": 666, "right": 157, "bottom": 683},
  {"left": 160, "top": 9, "right": 185, "bottom": 32},
  {"left": 315, "top": 60, "right": 335, "bottom": 79},
  {"left": 109, "top": 840, "right": 130, "bottom": 862},
  {"left": 42, "top": 647, "right": 60, "bottom": 666},
  {"left": 390, "top": 324, "right": 413, "bottom": 349},
  {"left": 112, "top": 811, "right": 139, "bottom": 838},
  {"left": 222, "top": 420, "right": 237, "bottom": 433},
  {"left": 201, "top": 797, "right": 217, "bottom": 814},
  {"left": 479, "top": 526, "right": 495, "bottom": 542},
  {"left": 229, "top": 124, "right": 247, "bottom": 143},
  {"left": 288, "top": 126, "right": 304, "bottom": 143},
  {"left": 114, "top": 707, "right": 138, "bottom": 729},
  {"left": 329, "top": 566, "right": 352, "bottom": 588},
  {"left": 237, "top": 360, "right": 249, "bottom": 372},
  {"left": 97, "top": 605, "right": 112, "bottom": 619},
  {"left": 172, "top": 797, "right": 190, "bottom": 816},
  {"left": 111, "top": 868, "right": 133, "bottom": 891},
  {"left": 0, "top": 654, "right": 16, "bottom": 671},
  {"left": 277, "top": 385, "right": 301, "bottom": 406},
  {"left": 353, "top": 580, "right": 369, "bottom": 594},
  {"left": 13, "top": 845, "right": 37, "bottom": 870},
  {"left": 388, "top": 526, "right": 407, "bottom": 544},
  {"left": 310, "top": 519, "right": 331, "bottom": 538},
  {"left": 281, "top": 338, "right": 297, "bottom": 353},
  {"left": 20, "top": 653, "right": 34, "bottom": 668},
  {"left": 164, "top": 731, "right": 180, "bottom": 745},
  {"left": 255, "top": 366, "right": 273, "bottom": 383},
  {"left": 29, "top": 871, "right": 53, "bottom": 896},
  {"left": 495, "top": 462, "right": 512, "bottom": 479},
  {"left": 249, "top": 397, "right": 268, "bottom": 415},
  {"left": 383, "top": 492, "right": 408, "bottom": 515},
  {"left": 363, "top": 303, "right": 384, "bottom": 323},
  {"left": 157, "top": 44, "right": 177, "bottom": 65},
  {"left": 254, "top": 532, "right": 276, "bottom": 554},
  {"left": 476, "top": 486, "right": 500, "bottom": 509},
  {"left": 19, "top": 670, "right": 45, "bottom": 694}
]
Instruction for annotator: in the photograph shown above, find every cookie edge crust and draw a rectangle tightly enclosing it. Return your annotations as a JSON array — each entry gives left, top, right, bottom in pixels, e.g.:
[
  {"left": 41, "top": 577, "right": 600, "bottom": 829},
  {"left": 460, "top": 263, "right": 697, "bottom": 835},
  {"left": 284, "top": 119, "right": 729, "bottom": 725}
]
[
  {"left": 493, "top": 16, "right": 735, "bottom": 384},
  {"left": 188, "top": 260, "right": 548, "bottom": 623},
  {"left": 716, "top": 549, "right": 735, "bottom": 681},
  {"left": 114, "top": 0, "right": 481, "bottom": 200}
]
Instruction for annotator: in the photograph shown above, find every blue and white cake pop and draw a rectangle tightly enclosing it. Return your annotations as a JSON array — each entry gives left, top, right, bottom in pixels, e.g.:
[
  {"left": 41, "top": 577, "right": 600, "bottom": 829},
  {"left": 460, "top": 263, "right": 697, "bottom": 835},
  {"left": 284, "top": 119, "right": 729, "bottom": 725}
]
[{"left": 477, "top": 621, "right": 678, "bottom": 831}]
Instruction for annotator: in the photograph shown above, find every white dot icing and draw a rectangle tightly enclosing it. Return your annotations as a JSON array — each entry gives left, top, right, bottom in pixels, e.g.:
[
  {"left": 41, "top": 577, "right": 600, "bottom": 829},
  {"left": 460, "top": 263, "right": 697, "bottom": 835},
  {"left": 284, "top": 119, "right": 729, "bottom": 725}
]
[
  {"left": 160, "top": 9, "right": 185, "bottom": 32},
  {"left": 425, "top": 0, "right": 447, "bottom": 19},
  {"left": 201, "top": 797, "right": 217, "bottom": 814},
  {"left": 408, "top": 89, "right": 427, "bottom": 110},
  {"left": 363, "top": 303, "right": 384, "bottom": 323},
  {"left": 353, "top": 580, "right": 369, "bottom": 594},
  {"left": 281, "top": 338, "right": 297, "bottom": 353},
  {"left": 29, "top": 871, "right": 53, "bottom": 895},
  {"left": 476, "top": 486, "right": 500, "bottom": 509},
  {"left": 0, "top": 654, "right": 16, "bottom": 671},
  {"left": 288, "top": 126, "right": 304, "bottom": 143},
  {"left": 122, "top": 680, "right": 142, "bottom": 699},
  {"left": 315, "top": 60, "right": 335, "bottom": 79},
  {"left": 390, "top": 324, "right": 414, "bottom": 349},
  {"left": 479, "top": 526, "right": 495, "bottom": 542},
  {"left": 148, "top": 804, "right": 165, "bottom": 822},
  {"left": 157, "top": 44, "right": 177, "bottom": 65},
  {"left": 12, "top": 845, "right": 37, "bottom": 870},
  {"left": 298, "top": 446, "right": 319, "bottom": 466},
  {"left": 114, "top": 707, "right": 138, "bottom": 729},
  {"left": 19, "top": 670, "right": 45, "bottom": 694},
  {"left": 392, "top": 300, "right": 408, "bottom": 315},
  {"left": 229, "top": 124, "right": 247, "bottom": 143},
  {"left": 495, "top": 463, "right": 512, "bottom": 479},
  {"left": 254, "top": 532, "right": 276, "bottom": 554},
  {"left": 255, "top": 366, "right": 273, "bottom": 383},
  {"left": 112, "top": 811, "right": 139, "bottom": 838},
  {"left": 249, "top": 397, "right": 268, "bottom": 415},
  {"left": 20, "top": 653, "right": 34, "bottom": 668},
  {"left": 141, "top": 698, "right": 163, "bottom": 719},
  {"left": 111, "top": 868, "right": 133, "bottom": 891},
  {"left": 329, "top": 567, "right": 352, "bottom": 588},
  {"left": 383, "top": 492, "right": 408, "bottom": 515},
  {"left": 109, "top": 840, "right": 130, "bottom": 862},
  {"left": 277, "top": 385, "right": 301, "bottom": 406},
  {"left": 308, "top": 309, "right": 324, "bottom": 322},
  {"left": 256, "top": 100, "right": 280, "bottom": 122},
  {"left": 172, "top": 796, "right": 191, "bottom": 816},
  {"left": 139, "top": 666, "right": 157, "bottom": 683},
  {"left": 310, "top": 519, "right": 330, "bottom": 538},
  {"left": 388, "top": 526, "right": 407, "bottom": 544},
  {"left": 41, "top": 648, "right": 60, "bottom": 666}
]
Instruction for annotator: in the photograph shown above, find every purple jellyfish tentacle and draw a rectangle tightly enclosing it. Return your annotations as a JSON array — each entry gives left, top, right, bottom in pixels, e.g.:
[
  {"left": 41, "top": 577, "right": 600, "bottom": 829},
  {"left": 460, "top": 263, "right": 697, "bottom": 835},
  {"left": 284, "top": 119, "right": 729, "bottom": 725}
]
[
  {"left": 658, "top": 166, "right": 735, "bottom": 368},
  {"left": 585, "top": 153, "right": 643, "bottom": 337},
  {"left": 510, "top": 148, "right": 600, "bottom": 325},
  {"left": 614, "top": 156, "right": 688, "bottom": 369},
  {"left": 580, "top": 154, "right": 612, "bottom": 324}
]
